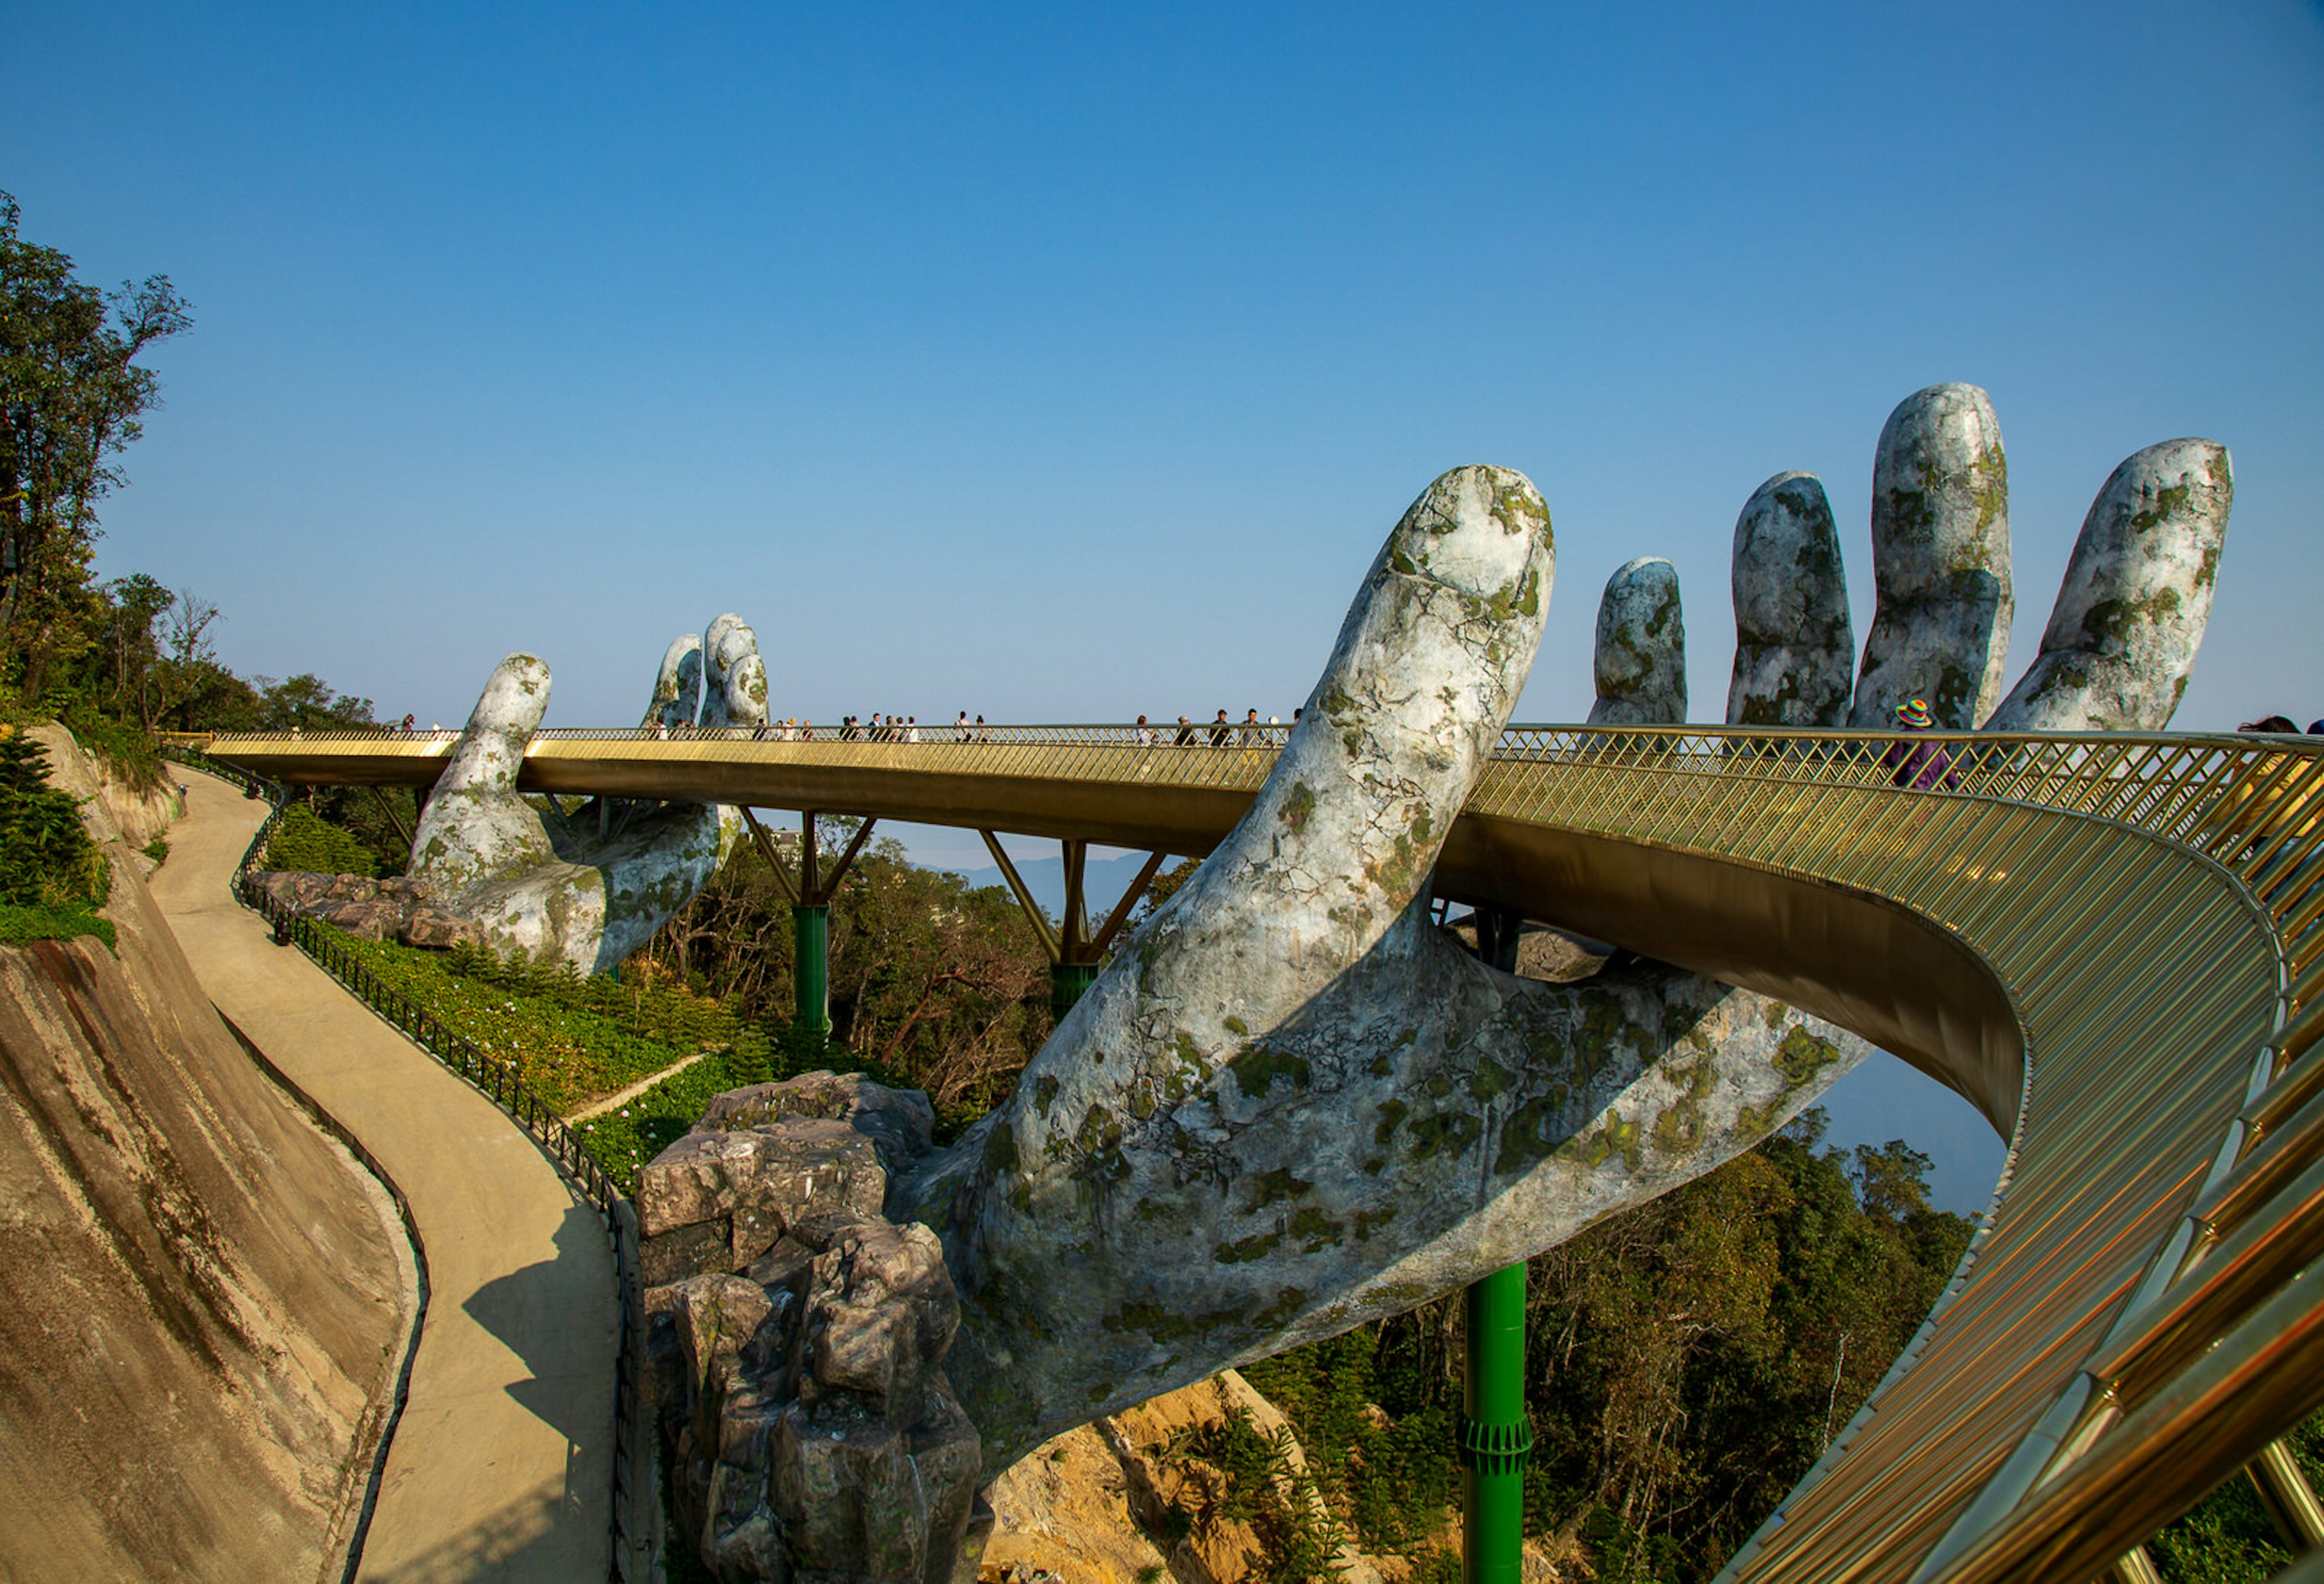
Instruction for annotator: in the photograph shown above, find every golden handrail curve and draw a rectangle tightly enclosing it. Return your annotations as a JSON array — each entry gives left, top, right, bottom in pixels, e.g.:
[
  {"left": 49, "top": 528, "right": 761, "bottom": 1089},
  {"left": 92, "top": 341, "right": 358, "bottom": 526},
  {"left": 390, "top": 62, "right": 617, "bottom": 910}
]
[{"left": 205, "top": 723, "right": 2324, "bottom": 1581}]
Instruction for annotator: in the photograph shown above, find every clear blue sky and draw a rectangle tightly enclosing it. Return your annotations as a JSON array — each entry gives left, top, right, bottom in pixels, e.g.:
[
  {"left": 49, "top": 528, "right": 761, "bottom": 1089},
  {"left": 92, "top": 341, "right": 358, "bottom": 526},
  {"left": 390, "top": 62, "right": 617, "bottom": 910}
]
[{"left": 9, "top": 2, "right": 2320, "bottom": 1203}]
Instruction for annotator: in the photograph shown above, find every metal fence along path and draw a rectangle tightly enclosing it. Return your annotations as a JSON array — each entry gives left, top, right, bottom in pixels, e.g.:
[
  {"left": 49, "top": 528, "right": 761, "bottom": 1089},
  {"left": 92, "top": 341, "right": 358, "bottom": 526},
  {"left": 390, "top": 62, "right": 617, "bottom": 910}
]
[
  {"left": 202, "top": 722, "right": 2324, "bottom": 1582},
  {"left": 165, "top": 747, "right": 649, "bottom": 1583}
]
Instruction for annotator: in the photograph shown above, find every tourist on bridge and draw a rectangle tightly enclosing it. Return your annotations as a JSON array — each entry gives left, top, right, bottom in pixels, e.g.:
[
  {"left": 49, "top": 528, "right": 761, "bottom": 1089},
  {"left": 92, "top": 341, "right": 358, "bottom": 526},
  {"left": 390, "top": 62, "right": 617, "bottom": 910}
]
[
  {"left": 1883, "top": 698, "right": 1960, "bottom": 791},
  {"left": 1173, "top": 715, "right": 1195, "bottom": 746},
  {"left": 1209, "top": 709, "right": 1232, "bottom": 747},
  {"left": 1136, "top": 715, "right": 1155, "bottom": 747},
  {"left": 956, "top": 711, "right": 972, "bottom": 741}
]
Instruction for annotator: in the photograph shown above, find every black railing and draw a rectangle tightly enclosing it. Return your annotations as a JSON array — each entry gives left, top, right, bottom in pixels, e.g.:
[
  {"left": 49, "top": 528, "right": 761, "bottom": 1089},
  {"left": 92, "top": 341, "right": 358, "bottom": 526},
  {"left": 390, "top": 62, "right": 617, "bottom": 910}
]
[{"left": 162, "top": 746, "right": 646, "bottom": 1583}]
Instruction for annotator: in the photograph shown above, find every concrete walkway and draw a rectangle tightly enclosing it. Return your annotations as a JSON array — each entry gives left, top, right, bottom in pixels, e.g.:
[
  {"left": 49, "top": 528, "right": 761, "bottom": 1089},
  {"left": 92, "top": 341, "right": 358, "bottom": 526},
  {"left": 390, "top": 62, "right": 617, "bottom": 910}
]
[{"left": 153, "top": 772, "right": 615, "bottom": 1583}]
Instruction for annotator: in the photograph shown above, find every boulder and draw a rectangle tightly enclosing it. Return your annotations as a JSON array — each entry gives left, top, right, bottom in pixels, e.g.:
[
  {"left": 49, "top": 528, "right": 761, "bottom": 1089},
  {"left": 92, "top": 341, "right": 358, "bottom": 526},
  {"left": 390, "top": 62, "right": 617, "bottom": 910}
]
[
  {"left": 320, "top": 897, "right": 402, "bottom": 941},
  {"left": 640, "top": 1116, "right": 888, "bottom": 1268},
  {"left": 643, "top": 1072, "right": 982, "bottom": 1583},
  {"left": 399, "top": 905, "right": 476, "bottom": 949},
  {"left": 698, "top": 1070, "right": 935, "bottom": 1172},
  {"left": 253, "top": 869, "right": 486, "bottom": 952}
]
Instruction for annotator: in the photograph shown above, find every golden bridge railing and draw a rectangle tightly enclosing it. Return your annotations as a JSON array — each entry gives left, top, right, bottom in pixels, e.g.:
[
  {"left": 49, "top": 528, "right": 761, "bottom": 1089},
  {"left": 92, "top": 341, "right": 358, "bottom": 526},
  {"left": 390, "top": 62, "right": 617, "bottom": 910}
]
[{"left": 204, "top": 721, "right": 2324, "bottom": 1579}]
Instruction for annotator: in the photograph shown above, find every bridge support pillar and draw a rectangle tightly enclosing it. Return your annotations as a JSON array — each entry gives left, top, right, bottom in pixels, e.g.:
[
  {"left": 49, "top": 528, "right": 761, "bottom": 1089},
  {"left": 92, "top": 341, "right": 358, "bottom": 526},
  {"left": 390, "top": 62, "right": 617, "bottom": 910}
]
[
  {"left": 738, "top": 807, "right": 877, "bottom": 1041},
  {"left": 979, "top": 832, "right": 1169, "bottom": 1024},
  {"left": 1462, "top": 1260, "right": 1531, "bottom": 1584},
  {"left": 1050, "top": 961, "right": 1100, "bottom": 1017},
  {"left": 793, "top": 904, "right": 830, "bottom": 1036}
]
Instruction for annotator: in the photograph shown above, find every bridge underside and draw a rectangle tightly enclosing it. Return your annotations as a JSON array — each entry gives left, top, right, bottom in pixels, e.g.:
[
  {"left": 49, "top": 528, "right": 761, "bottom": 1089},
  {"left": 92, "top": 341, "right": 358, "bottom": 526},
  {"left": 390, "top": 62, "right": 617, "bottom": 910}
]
[{"left": 209, "top": 727, "right": 2324, "bottom": 1583}]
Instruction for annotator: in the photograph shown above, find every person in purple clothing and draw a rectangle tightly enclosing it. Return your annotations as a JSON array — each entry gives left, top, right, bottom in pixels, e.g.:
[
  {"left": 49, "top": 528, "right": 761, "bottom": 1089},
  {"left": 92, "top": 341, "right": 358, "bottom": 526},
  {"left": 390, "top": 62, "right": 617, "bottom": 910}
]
[{"left": 1882, "top": 698, "right": 1961, "bottom": 791}]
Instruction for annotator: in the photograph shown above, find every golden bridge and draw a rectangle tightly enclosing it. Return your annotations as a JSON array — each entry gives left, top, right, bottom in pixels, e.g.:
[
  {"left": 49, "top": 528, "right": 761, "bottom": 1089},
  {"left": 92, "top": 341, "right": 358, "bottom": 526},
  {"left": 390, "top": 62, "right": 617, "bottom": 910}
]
[{"left": 206, "top": 721, "right": 2324, "bottom": 1583}]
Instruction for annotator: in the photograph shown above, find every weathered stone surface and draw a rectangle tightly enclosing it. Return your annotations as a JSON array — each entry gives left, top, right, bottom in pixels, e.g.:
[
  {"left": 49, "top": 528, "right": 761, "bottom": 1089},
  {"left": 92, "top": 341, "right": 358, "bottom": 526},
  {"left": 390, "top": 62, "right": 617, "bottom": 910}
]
[
  {"left": 643, "top": 1217, "right": 737, "bottom": 1286},
  {"left": 405, "top": 616, "right": 766, "bottom": 973},
  {"left": 701, "top": 1071, "right": 936, "bottom": 1172},
  {"left": 26, "top": 722, "right": 182, "bottom": 856},
  {"left": 1728, "top": 471, "right": 1854, "bottom": 728},
  {"left": 398, "top": 903, "right": 478, "bottom": 948},
  {"left": 645, "top": 1076, "right": 981, "bottom": 1583},
  {"left": 255, "top": 868, "right": 336, "bottom": 911},
  {"left": 1850, "top": 384, "right": 2013, "bottom": 728},
  {"left": 638, "top": 1115, "right": 887, "bottom": 1246},
  {"left": 1986, "top": 438, "right": 2231, "bottom": 731},
  {"left": 1587, "top": 555, "right": 1686, "bottom": 725},
  {"left": 0, "top": 732, "right": 410, "bottom": 1583},
  {"left": 799, "top": 1219, "right": 959, "bottom": 1416},
  {"left": 322, "top": 895, "right": 401, "bottom": 940}
]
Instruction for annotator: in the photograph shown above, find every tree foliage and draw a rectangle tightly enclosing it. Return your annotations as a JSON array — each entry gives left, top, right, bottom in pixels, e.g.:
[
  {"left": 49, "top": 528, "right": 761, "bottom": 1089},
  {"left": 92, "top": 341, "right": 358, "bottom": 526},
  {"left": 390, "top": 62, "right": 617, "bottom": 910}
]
[
  {"left": 1238, "top": 1108, "right": 1976, "bottom": 1582},
  {"left": 635, "top": 826, "right": 1055, "bottom": 1130},
  {"left": 0, "top": 727, "right": 112, "bottom": 946},
  {"left": 0, "top": 191, "right": 190, "bottom": 702}
]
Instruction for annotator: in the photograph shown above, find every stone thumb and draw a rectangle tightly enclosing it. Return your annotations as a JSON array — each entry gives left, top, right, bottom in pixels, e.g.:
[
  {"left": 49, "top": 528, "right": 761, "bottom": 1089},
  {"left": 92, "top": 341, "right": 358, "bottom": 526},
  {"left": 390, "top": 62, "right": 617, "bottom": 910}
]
[{"left": 432, "top": 653, "right": 550, "bottom": 800}]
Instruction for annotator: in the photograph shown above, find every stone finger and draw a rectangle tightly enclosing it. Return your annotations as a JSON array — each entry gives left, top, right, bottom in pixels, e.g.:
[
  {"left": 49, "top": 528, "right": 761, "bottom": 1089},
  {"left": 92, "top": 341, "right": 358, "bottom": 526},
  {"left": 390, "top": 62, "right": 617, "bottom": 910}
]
[
  {"left": 1110, "top": 463, "right": 1552, "bottom": 1003},
  {"left": 1587, "top": 556, "right": 1686, "bottom": 725},
  {"left": 1984, "top": 439, "right": 2233, "bottom": 731},
  {"left": 700, "top": 614, "right": 769, "bottom": 730},
  {"left": 646, "top": 634, "right": 703, "bottom": 729},
  {"left": 1727, "top": 473, "right": 1853, "bottom": 727},
  {"left": 1848, "top": 384, "right": 2013, "bottom": 728},
  {"left": 408, "top": 653, "right": 559, "bottom": 895},
  {"left": 978, "top": 465, "right": 1552, "bottom": 1174}
]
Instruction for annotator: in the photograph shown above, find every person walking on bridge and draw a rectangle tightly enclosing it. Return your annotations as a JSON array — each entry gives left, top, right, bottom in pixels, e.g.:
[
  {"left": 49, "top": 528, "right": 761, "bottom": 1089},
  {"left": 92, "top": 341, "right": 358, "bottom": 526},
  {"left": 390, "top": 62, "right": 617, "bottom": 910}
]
[
  {"left": 1882, "top": 698, "right": 1960, "bottom": 791},
  {"left": 1209, "top": 709, "right": 1232, "bottom": 747}
]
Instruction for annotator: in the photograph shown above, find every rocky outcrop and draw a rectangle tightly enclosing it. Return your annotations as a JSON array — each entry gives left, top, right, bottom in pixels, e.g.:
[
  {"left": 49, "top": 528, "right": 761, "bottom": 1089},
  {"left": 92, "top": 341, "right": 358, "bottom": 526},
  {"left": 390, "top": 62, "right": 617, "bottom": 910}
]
[
  {"left": 252, "top": 869, "right": 481, "bottom": 947},
  {"left": 0, "top": 741, "right": 414, "bottom": 1582},
  {"left": 27, "top": 722, "right": 182, "bottom": 861},
  {"left": 640, "top": 1072, "right": 980, "bottom": 1583}
]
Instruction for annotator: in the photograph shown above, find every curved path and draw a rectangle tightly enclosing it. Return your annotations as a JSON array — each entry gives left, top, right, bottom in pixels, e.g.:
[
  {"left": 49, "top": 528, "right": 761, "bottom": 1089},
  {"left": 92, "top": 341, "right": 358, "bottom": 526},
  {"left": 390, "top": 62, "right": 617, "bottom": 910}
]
[
  {"left": 153, "top": 770, "right": 615, "bottom": 1583},
  {"left": 216, "top": 722, "right": 2324, "bottom": 1583}
]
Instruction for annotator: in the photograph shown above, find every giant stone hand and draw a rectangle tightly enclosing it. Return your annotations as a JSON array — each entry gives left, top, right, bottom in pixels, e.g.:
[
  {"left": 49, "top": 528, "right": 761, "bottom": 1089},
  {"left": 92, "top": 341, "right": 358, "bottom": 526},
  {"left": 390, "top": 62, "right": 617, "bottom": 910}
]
[
  {"left": 407, "top": 617, "right": 769, "bottom": 972},
  {"left": 900, "top": 386, "right": 2233, "bottom": 1472}
]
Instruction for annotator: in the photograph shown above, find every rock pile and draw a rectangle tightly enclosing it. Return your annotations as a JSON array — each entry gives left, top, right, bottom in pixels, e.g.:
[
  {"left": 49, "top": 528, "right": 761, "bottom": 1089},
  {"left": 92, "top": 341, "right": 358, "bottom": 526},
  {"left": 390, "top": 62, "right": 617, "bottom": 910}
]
[
  {"left": 251, "top": 870, "right": 479, "bottom": 948},
  {"left": 639, "top": 1072, "right": 981, "bottom": 1584}
]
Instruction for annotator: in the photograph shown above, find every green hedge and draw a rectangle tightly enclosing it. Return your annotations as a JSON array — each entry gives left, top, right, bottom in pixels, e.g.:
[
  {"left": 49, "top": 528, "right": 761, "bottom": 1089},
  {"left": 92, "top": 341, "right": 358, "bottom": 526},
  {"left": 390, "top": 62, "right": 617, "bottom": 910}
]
[{"left": 263, "top": 803, "right": 377, "bottom": 876}]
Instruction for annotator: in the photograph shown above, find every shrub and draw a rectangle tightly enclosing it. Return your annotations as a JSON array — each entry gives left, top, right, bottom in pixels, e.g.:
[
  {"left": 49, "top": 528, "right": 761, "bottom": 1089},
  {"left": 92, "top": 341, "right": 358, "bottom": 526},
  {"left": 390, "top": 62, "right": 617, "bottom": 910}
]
[
  {"left": 264, "top": 803, "right": 376, "bottom": 876},
  {"left": 0, "top": 730, "right": 113, "bottom": 947}
]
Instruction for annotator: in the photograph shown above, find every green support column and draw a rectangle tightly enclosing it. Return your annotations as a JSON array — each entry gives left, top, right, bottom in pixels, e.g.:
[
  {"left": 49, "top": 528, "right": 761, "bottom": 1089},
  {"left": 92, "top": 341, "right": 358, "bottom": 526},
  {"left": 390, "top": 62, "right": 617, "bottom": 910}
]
[
  {"left": 1050, "top": 961, "right": 1099, "bottom": 1018},
  {"left": 1462, "top": 1260, "right": 1532, "bottom": 1584},
  {"left": 793, "top": 904, "right": 831, "bottom": 1036}
]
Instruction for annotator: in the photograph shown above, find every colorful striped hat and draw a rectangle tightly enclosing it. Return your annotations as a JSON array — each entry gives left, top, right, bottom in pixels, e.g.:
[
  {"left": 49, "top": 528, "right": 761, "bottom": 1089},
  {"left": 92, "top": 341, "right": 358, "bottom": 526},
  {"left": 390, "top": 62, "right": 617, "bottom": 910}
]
[{"left": 1896, "top": 698, "right": 1934, "bottom": 728}]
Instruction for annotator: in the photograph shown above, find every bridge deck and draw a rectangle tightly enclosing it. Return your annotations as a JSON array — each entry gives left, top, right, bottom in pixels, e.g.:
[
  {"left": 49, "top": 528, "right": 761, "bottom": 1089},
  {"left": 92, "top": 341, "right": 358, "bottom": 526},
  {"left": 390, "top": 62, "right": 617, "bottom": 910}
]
[{"left": 209, "top": 723, "right": 2324, "bottom": 1582}]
